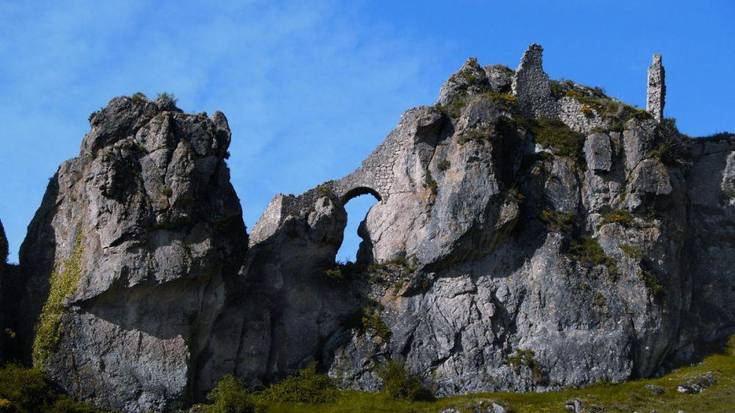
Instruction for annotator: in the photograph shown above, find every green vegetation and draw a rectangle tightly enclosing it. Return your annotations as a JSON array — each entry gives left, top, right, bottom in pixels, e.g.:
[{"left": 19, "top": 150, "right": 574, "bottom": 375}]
[
  {"left": 423, "top": 170, "right": 438, "bottom": 195},
  {"left": 520, "top": 118, "right": 584, "bottom": 160},
  {"left": 156, "top": 92, "right": 178, "bottom": 108},
  {"left": 130, "top": 92, "right": 147, "bottom": 104},
  {"left": 568, "top": 236, "right": 618, "bottom": 277},
  {"left": 359, "top": 301, "right": 392, "bottom": 342},
  {"left": 486, "top": 92, "right": 517, "bottom": 110},
  {"left": 377, "top": 361, "right": 434, "bottom": 402},
  {"left": 437, "top": 159, "right": 451, "bottom": 171},
  {"left": 204, "top": 374, "right": 256, "bottom": 413},
  {"left": 457, "top": 124, "right": 493, "bottom": 144},
  {"left": 539, "top": 209, "right": 575, "bottom": 234},
  {"left": 439, "top": 95, "right": 469, "bottom": 119},
  {"left": 600, "top": 210, "right": 635, "bottom": 227},
  {"left": 552, "top": 80, "right": 652, "bottom": 133},
  {"left": 580, "top": 104, "right": 594, "bottom": 118},
  {"left": 505, "top": 186, "right": 525, "bottom": 204},
  {"left": 242, "top": 335, "right": 735, "bottom": 412},
  {"left": 5, "top": 335, "right": 735, "bottom": 412},
  {"left": 0, "top": 364, "right": 104, "bottom": 413},
  {"left": 457, "top": 58, "right": 483, "bottom": 84},
  {"left": 508, "top": 349, "right": 544, "bottom": 383},
  {"left": 33, "top": 233, "right": 84, "bottom": 368},
  {"left": 619, "top": 243, "right": 643, "bottom": 261},
  {"left": 315, "top": 181, "right": 336, "bottom": 198},
  {"left": 647, "top": 141, "right": 680, "bottom": 165},
  {"left": 641, "top": 267, "right": 664, "bottom": 298},
  {"left": 259, "top": 364, "right": 338, "bottom": 404}
]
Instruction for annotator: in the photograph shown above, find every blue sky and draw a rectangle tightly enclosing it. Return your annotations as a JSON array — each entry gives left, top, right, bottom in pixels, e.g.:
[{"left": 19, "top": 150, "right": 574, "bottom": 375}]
[{"left": 0, "top": 1, "right": 733, "bottom": 263}]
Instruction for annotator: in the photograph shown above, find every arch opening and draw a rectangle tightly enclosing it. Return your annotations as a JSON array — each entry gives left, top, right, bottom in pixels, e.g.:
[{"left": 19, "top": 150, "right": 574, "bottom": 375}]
[
  {"left": 340, "top": 186, "right": 382, "bottom": 205},
  {"left": 336, "top": 191, "right": 380, "bottom": 264}
]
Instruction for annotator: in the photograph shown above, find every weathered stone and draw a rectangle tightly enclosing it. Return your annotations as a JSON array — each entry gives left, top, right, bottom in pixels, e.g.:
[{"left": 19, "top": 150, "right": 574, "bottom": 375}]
[
  {"left": 438, "top": 58, "right": 490, "bottom": 107},
  {"left": 483, "top": 65, "right": 514, "bottom": 93},
  {"left": 565, "top": 398, "right": 583, "bottom": 413},
  {"left": 8, "top": 45, "right": 735, "bottom": 413},
  {"left": 644, "top": 383, "right": 665, "bottom": 395},
  {"left": 17, "top": 96, "right": 247, "bottom": 412},
  {"left": 647, "top": 54, "right": 666, "bottom": 122},
  {"left": 512, "top": 43, "right": 557, "bottom": 119},
  {"left": 721, "top": 151, "right": 735, "bottom": 202}
]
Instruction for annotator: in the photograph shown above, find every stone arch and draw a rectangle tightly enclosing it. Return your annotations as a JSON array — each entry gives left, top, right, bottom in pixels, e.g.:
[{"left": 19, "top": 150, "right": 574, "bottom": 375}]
[{"left": 340, "top": 186, "right": 382, "bottom": 204}]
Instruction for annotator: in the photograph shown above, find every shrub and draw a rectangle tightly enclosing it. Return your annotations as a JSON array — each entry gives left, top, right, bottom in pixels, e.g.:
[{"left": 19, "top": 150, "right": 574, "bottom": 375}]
[
  {"left": 539, "top": 209, "right": 576, "bottom": 234},
  {"left": 0, "top": 364, "right": 54, "bottom": 413},
  {"left": 33, "top": 233, "right": 84, "bottom": 368},
  {"left": 521, "top": 118, "right": 584, "bottom": 160},
  {"left": 507, "top": 349, "right": 543, "bottom": 383},
  {"left": 155, "top": 92, "right": 178, "bottom": 109},
  {"left": 580, "top": 104, "right": 595, "bottom": 118},
  {"left": 484, "top": 92, "right": 517, "bottom": 110},
  {"left": 439, "top": 94, "right": 468, "bottom": 118},
  {"left": 568, "top": 236, "right": 618, "bottom": 277},
  {"left": 324, "top": 266, "right": 345, "bottom": 281},
  {"left": 315, "top": 181, "right": 336, "bottom": 198},
  {"left": 423, "top": 171, "right": 438, "bottom": 195},
  {"left": 601, "top": 210, "right": 635, "bottom": 227},
  {"left": 377, "top": 361, "right": 434, "bottom": 401},
  {"left": 647, "top": 142, "right": 680, "bottom": 165},
  {"left": 620, "top": 243, "right": 643, "bottom": 261},
  {"left": 361, "top": 301, "right": 392, "bottom": 341},
  {"left": 258, "top": 363, "right": 337, "bottom": 404},
  {"left": 505, "top": 186, "right": 525, "bottom": 204},
  {"left": 437, "top": 159, "right": 451, "bottom": 171},
  {"left": 130, "top": 92, "right": 147, "bottom": 104},
  {"left": 641, "top": 267, "right": 664, "bottom": 298},
  {"left": 0, "top": 364, "right": 104, "bottom": 413},
  {"left": 205, "top": 375, "right": 255, "bottom": 413}
]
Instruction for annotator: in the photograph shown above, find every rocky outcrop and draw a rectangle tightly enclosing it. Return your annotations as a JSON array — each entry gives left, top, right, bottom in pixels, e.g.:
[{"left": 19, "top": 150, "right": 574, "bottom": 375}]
[
  {"left": 8, "top": 45, "right": 735, "bottom": 412},
  {"left": 16, "top": 95, "right": 247, "bottom": 412}
]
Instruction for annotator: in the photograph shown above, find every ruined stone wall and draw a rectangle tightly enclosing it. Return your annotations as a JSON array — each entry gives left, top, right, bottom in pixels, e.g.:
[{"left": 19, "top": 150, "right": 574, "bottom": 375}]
[
  {"left": 511, "top": 43, "right": 558, "bottom": 119},
  {"left": 647, "top": 54, "right": 666, "bottom": 122}
]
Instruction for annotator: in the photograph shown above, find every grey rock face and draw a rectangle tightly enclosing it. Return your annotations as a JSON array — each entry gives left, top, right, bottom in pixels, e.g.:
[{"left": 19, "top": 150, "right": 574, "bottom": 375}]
[
  {"left": 511, "top": 44, "right": 557, "bottom": 119},
  {"left": 18, "top": 96, "right": 246, "bottom": 412},
  {"left": 10, "top": 45, "right": 735, "bottom": 412},
  {"left": 584, "top": 133, "right": 613, "bottom": 172},
  {"left": 438, "top": 57, "right": 490, "bottom": 107},
  {"left": 484, "top": 65, "right": 514, "bottom": 93}
]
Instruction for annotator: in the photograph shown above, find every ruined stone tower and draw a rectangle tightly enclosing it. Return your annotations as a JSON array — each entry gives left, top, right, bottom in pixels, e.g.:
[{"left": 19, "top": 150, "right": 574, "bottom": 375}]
[
  {"left": 512, "top": 43, "right": 558, "bottom": 119},
  {"left": 647, "top": 54, "right": 665, "bottom": 122}
]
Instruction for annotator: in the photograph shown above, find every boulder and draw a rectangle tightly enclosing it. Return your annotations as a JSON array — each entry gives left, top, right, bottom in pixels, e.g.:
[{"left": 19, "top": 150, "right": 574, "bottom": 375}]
[{"left": 584, "top": 133, "right": 613, "bottom": 172}]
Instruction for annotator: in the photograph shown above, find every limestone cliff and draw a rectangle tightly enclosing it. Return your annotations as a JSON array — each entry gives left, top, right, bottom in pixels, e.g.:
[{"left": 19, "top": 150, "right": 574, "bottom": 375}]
[
  {"left": 6, "top": 45, "right": 735, "bottom": 412},
  {"left": 15, "top": 94, "right": 246, "bottom": 411}
]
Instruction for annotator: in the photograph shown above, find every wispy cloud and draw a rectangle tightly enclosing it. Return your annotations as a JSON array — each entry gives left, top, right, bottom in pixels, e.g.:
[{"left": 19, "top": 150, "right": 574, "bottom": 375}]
[{"left": 0, "top": 0, "right": 445, "bottom": 261}]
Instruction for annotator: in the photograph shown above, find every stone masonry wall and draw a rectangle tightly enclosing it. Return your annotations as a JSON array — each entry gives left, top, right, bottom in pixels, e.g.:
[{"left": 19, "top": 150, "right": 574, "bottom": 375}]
[{"left": 647, "top": 54, "right": 666, "bottom": 122}]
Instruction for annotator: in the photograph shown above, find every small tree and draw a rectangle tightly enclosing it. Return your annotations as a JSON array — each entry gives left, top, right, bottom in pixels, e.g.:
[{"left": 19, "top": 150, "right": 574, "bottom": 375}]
[
  {"left": 205, "top": 375, "right": 254, "bottom": 413},
  {"left": 377, "top": 360, "right": 434, "bottom": 401}
]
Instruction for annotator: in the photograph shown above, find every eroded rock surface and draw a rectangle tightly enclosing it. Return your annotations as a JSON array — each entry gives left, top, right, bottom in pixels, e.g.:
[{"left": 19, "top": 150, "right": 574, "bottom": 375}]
[
  {"left": 9, "top": 45, "right": 735, "bottom": 412},
  {"left": 17, "top": 95, "right": 247, "bottom": 412}
]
